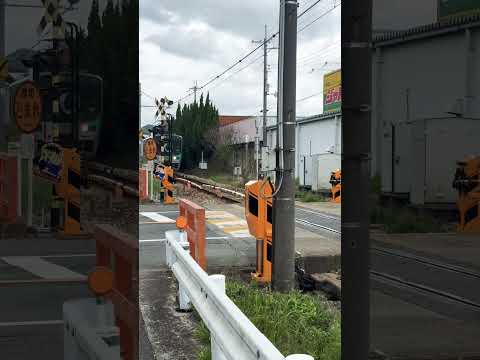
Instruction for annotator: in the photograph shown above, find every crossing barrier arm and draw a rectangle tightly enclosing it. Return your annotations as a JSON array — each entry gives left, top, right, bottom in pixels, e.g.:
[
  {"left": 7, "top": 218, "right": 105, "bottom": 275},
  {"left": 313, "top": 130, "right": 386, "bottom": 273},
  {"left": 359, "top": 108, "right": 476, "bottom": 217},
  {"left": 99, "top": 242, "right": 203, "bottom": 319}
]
[{"left": 165, "top": 230, "right": 313, "bottom": 360}]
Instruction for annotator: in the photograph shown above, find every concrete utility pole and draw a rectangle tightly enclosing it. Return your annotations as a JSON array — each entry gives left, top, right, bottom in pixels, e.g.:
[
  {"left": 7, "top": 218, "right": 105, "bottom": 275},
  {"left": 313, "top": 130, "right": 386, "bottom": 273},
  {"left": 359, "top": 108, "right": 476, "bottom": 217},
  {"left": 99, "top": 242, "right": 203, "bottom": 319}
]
[
  {"left": 0, "top": 0, "right": 5, "bottom": 57},
  {"left": 139, "top": 82, "right": 141, "bottom": 130},
  {"left": 272, "top": 0, "right": 298, "bottom": 293},
  {"left": 342, "top": 1, "right": 372, "bottom": 359},
  {"left": 262, "top": 25, "right": 268, "bottom": 146},
  {"left": 189, "top": 80, "right": 199, "bottom": 103},
  {"left": 0, "top": 0, "right": 5, "bottom": 151},
  {"left": 253, "top": 25, "right": 270, "bottom": 178}
]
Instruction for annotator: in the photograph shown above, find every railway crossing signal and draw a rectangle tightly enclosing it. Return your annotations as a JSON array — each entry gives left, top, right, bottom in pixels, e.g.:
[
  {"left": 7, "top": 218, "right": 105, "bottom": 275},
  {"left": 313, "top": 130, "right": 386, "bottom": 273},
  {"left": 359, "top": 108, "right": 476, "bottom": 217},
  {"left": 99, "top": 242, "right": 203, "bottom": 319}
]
[
  {"left": 37, "top": 0, "right": 66, "bottom": 40},
  {"left": 155, "top": 97, "right": 173, "bottom": 120}
]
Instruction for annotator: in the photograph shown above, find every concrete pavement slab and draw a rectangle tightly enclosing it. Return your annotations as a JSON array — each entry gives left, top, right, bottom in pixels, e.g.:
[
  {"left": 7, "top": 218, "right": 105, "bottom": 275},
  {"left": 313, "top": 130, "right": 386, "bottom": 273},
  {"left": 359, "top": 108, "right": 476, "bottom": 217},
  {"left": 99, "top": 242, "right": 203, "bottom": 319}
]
[
  {"left": 371, "top": 290, "right": 480, "bottom": 358},
  {"left": 371, "top": 232, "right": 480, "bottom": 271}
]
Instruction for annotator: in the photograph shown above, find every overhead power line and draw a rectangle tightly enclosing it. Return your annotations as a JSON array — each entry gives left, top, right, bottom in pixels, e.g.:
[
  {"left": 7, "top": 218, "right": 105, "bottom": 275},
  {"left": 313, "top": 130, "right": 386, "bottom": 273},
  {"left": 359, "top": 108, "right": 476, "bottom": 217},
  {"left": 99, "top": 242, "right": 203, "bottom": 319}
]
[
  {"left": 175, "top": 0, "right": 331, "bottom": 105},
  {"left": 297, "top": 91, "right": 324, "bottom": 103},
  {"left": 297, "top": 0, "right": 324, "bottom": 18},
  {"left": 298, "top": 1, "right": 340, "bottom": 33},
  {"left": 207, "top": 53, "right": 264, "bottom": 93}
]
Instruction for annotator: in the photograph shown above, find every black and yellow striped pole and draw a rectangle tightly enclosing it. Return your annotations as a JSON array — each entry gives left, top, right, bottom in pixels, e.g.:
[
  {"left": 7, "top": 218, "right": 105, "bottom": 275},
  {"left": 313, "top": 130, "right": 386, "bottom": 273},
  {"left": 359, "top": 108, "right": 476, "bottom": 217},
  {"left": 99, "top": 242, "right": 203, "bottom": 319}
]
[
  {"left": 55, "top": 148, "right": 83, "bottom": 235},
  {"left": 162, "top": 166, "right": 175, "bottom": 204}
]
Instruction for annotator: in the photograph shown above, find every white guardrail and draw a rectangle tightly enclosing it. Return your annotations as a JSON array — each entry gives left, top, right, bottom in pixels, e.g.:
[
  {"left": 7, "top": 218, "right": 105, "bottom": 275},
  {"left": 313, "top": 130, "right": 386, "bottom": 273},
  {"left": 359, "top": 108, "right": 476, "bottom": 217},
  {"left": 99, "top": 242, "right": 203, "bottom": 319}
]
[
  {"left": 63, "top": 298, "right": 121, "bottom": 360},
  {"left": 165, "top": 229, "right": 314, "bottom": 360}
]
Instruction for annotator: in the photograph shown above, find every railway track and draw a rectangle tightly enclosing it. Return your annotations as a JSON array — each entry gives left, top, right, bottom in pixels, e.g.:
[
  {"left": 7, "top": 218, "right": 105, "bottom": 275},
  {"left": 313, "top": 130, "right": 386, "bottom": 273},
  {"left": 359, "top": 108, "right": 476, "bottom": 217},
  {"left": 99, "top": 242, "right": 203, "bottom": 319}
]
[
  {"left": 84, "top": 161, "right": 138, "bottom": 197},
  {"left": 371, "top": 245, "right": 480, "bottom": 319},
  {"left": 175, "top": 173, "right": 342, "bottom": 234},
  {"left": 176, "top": 173, "right": 480, "bottom": 320}
]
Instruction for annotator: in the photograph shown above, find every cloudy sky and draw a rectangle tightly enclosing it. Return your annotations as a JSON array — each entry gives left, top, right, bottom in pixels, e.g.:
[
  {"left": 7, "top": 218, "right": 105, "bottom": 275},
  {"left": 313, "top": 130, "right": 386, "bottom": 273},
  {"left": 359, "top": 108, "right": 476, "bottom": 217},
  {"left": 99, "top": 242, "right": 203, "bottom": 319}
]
[
  {"left": 139, "top": 0, "right": 439, "bottom": 127},
  {"left": 3, "top": 0, "right": 108, "bottom": 55},
  {"left": 139, "top": 0, "right": 342, "bottom": 127}
]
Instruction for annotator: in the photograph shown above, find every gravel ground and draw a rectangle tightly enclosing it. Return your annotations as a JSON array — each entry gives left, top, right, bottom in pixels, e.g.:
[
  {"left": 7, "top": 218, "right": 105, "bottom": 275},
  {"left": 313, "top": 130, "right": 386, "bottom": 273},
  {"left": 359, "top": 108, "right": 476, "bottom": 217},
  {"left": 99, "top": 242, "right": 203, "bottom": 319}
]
[
  {"left": 174, "top": 182, "right": 235, "bottom": 207},
  {"left": 81, "top": 183, "right": 139, "bottom": 236}
]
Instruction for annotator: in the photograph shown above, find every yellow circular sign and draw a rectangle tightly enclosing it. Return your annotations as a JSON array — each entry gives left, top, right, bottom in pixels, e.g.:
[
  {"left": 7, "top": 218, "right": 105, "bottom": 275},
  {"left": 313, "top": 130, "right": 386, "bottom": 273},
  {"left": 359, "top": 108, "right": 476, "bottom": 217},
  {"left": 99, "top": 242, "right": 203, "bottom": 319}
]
[
  {"left": 143, "top": 138, "right": 157, "bottom": 160},
  {"left": 14, "top": 81, "right": 42, "bottom": 133}
]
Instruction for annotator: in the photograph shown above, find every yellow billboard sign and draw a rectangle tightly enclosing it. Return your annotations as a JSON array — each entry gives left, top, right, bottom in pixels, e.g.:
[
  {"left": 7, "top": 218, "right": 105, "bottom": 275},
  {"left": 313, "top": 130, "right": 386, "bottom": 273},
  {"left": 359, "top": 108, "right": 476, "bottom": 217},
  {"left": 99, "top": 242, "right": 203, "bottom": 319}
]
[{"left": 323, "top": 69, "right": 341, "bottom": 113}]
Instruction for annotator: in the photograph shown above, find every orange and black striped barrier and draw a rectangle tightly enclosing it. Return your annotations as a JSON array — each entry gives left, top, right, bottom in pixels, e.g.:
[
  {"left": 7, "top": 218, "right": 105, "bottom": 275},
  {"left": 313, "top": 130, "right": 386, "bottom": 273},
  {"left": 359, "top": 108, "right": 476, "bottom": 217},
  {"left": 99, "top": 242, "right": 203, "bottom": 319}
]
[
  {"left": 0, "top": 153, "right": 18, "bottom": 223},
  {"left": 245, "top": 178, "right": 274, "bottom": 284}
]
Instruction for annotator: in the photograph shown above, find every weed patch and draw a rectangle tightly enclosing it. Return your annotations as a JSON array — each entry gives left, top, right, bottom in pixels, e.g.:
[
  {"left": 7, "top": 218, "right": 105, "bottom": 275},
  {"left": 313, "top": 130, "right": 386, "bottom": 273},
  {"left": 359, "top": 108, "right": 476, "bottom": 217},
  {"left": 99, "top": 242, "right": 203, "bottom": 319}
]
[{"left": 195, "top": 281, "right": 340, "bottom": 360}]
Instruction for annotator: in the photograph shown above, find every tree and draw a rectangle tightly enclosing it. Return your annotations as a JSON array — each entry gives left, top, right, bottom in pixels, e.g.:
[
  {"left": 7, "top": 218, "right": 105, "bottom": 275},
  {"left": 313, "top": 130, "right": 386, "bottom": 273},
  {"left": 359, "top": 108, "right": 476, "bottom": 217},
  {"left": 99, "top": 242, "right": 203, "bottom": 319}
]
[
  {"left": 77, "top": 0, "right": 138, "bottom": 167},
  {"left": 174, "top": 93, "right": 219, "bottom": 169}
]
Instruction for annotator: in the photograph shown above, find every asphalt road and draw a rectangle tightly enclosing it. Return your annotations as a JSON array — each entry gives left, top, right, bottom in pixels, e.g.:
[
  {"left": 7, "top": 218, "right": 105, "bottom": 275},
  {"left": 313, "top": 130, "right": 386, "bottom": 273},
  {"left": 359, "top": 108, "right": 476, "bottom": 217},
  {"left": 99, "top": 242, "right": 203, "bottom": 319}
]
[
  {"left": 0, "top": 238, "right": 96, "bottom": 359},
  {"left": 370, "top": 240, "right": 480, "bottom": 357},
  {"left": 139, "top": 205, "right": 203, "bottom": 360}
]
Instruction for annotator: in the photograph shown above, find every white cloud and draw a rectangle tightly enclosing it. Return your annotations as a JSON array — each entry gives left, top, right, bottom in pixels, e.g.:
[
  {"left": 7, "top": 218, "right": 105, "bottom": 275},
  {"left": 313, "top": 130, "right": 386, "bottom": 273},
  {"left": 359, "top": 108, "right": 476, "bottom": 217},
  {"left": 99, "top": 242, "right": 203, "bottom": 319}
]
[{"left": 140, "top": 0, "right": 342, "bottom": 126}]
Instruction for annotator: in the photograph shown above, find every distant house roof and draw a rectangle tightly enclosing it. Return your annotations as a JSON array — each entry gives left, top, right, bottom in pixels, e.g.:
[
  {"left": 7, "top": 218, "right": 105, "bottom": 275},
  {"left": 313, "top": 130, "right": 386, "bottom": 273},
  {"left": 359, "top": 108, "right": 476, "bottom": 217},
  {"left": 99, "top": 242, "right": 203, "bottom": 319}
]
[
  {"left": 373, "top": 13, "right": 480, "bottom": 47},
  {"left": 219, "top": 115, "right": 250, "bottom": 126}
]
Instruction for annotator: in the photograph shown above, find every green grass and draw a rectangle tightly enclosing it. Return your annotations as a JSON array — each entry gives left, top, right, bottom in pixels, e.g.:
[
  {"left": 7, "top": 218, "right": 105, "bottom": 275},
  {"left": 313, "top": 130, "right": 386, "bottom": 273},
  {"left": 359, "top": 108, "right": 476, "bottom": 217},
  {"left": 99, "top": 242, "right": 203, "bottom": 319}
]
[
  {"left": 195, "top": 281, "right": 341, "bottom": 360},
  {"left": 296, "top": 190, "right": 328, "bottom": 203},
  {"left": 209, "top": 175, "right": 243, "bottom": 188},
  {"left": 370, "top": 206, "right": 448, "bottom": 233},
  {"left": 370, "top": 175, "right": 381, "bottom": 194}
]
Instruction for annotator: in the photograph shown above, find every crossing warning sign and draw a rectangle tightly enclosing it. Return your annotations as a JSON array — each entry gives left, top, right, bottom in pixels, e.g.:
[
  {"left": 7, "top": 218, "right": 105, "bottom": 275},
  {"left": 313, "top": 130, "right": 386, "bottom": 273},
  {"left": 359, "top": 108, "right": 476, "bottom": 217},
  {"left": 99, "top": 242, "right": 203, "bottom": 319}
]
[{"left": 14, "top": 81, "right": 42, "bottom": 133}]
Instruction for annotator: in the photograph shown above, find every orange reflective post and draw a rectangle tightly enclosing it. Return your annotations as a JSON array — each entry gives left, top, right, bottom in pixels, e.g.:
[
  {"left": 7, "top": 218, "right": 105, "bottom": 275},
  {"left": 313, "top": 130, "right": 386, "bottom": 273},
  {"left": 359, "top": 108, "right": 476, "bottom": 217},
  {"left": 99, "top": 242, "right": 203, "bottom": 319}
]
[
  {"left": 95, "top": 225, "right": 138, "bottom": 360},
  {"left": 178, "top": 199, "right": 206, "bottom": 270}
]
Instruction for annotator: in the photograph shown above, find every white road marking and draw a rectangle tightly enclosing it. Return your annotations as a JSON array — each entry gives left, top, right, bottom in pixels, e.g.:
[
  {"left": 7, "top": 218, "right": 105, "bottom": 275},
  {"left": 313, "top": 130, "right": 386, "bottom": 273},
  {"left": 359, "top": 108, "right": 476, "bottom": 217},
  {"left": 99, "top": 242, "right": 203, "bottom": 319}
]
[
  {"left": 41, "top": 254, "right": 95, "bottom": 259},
  {"left": 205, "top": 211, "right": 237, "bottom": 220},
  {"left": 0, "top": 320, "right": 63, "bottom": 327},
  {"left": 229, "top": 231, "right": 252, "bottom": 238},
  {"left": 1, "top": 256, "right": 86, "bottom": 280},
  {"left": 140, "top": 212, "right": 175, "bottom": 224},
  {"left": 213, "top": 220, "right": 248, "bottom": 228},
  {"left": 140, "top": 239, "right": 166, "bottom": 243},
  {"left": 140, "top": 236, "right": 230, "bottom": 243}
]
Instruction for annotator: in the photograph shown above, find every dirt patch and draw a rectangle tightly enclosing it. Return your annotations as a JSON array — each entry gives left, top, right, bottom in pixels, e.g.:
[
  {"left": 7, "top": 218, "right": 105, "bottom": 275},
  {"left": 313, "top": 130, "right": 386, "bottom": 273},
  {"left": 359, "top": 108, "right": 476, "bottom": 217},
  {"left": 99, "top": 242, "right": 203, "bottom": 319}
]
[{"left": 140, "top": 270, "right": 201, "bottom": 360}]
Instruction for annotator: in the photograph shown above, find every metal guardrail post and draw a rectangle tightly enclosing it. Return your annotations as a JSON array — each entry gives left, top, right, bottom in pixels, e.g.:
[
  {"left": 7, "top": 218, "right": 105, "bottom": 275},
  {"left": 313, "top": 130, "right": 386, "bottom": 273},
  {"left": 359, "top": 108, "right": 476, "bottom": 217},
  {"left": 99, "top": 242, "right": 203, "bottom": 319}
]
[
  {"left": 166, "top": 229, "right": 192, "bottom": 311},
  {"left": 166, "top": 228, "right": 315, "bottom": 359},
  {"left": 209, "top": 274, "right": 228, "bottom": 360},
  {"left": 63, "top": 298, "right": 121, "bottom": 360},
  {"left": 178, "top": 230, "right": 191, "bottom": 311}
]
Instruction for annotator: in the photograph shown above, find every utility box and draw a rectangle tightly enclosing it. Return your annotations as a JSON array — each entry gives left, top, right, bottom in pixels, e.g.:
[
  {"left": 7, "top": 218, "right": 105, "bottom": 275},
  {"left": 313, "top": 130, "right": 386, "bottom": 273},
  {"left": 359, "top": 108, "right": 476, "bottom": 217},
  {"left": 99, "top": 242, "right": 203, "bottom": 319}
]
[
  {"left": 406, "top": 117, "right": 480, "bottom": 204},
  {"left": 233, "top": 166, "right": 242, "bottom": 176},
  {"left": 312, "top": 153, "right": 341, "bottom": 191}
]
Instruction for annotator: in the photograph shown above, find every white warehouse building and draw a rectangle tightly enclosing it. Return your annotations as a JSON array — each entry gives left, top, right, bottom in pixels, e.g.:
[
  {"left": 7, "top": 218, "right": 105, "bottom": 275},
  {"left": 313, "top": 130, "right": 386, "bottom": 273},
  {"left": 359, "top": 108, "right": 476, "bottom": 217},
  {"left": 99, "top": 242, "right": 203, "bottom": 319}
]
[
  {"left": 263, "top": 110, "right": 342, "bottom": 191},
  {"left": 372, "top": 14, "right": 480, "bottom": 205}
]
